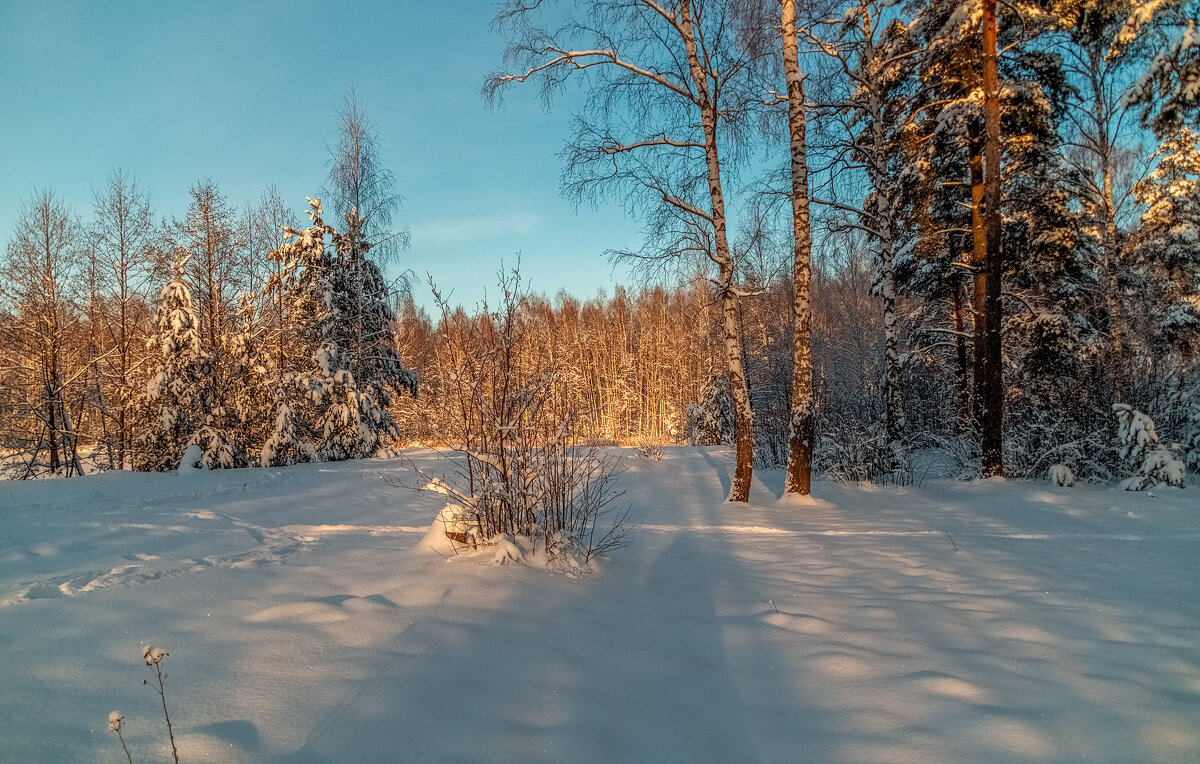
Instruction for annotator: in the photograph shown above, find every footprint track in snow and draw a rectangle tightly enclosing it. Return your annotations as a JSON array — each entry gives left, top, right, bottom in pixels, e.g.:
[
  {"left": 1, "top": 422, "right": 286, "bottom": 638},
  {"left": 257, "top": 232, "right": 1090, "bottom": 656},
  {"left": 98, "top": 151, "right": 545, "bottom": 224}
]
[{"left": 2, "top": 510, "right": 312, "bottom": 607}]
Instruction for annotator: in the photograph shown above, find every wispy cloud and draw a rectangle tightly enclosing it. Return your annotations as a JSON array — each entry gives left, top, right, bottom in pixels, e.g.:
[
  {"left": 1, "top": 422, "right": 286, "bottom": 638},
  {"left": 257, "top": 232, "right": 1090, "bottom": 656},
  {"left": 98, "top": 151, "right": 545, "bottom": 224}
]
[{"left": 409, "top": 209, "right": 542, "bottom": 249}]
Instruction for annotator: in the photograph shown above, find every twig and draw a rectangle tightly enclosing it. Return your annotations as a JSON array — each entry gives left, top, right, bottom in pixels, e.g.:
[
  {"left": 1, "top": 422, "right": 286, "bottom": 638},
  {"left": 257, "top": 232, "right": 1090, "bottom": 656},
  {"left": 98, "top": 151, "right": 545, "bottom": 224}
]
[
  {"left": 945, "top": 530, "right": 960, "bottom": 552},
  {"left": 763, "top": 598, "right": 779, "bottom": 614},
  {"left": 917, "top": 459, "right": 935, "bottom": 488},
  {"left": 143, "top": 647, "right": 179, "bottom": 763},
  {"left": 109, "top": 712, "right": 134, "bottom": 764}
]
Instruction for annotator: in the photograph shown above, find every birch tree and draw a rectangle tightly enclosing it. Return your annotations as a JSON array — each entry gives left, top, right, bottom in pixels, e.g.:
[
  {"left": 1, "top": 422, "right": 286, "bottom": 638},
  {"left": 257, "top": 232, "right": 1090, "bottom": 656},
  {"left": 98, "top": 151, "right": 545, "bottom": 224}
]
[
  {"left": 485, "top": 0, "right": 769, "bottom": 501},
  {"left": 802, "top": 0, "right": 919, "bottom": 479},
  {"left": 174, "top": 180, "right": 241, "bottom": 352},
  {"left": 323, "top": 87, "right": 410, "bottom": 265},
  {"left": 1055, "top": 0, "right": 1147, "bottom": 397},
  {"left": 89, "top": 170, "right": 155, "bottom": 468},
  {"left": 254, "top": 188, "right": 298, "bottom": 381},
  {"left": 781, "top": 0, "right": 818, "bottom": 494},
  {"left": 0, "top": 189, "right": 84, "bottom": 476}
]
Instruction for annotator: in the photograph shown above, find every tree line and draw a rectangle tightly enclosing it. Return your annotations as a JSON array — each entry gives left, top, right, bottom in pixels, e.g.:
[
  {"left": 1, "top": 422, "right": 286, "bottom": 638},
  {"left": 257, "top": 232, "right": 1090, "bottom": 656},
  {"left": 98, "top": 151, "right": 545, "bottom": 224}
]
[
  {"left": 0, "top": 92, "right": 415, "bottom": 477},
  {"left": 3, "top": 0, "right": 1198, "bottom": 493},
  {"left": 482, "top": 0, "right": 1199, "bottom": 496}
]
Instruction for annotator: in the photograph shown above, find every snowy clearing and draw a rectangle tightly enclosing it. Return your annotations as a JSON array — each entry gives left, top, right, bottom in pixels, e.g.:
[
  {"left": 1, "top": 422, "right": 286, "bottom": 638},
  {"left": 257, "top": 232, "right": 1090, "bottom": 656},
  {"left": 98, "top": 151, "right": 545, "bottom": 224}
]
[{"left": 1, "top": 447, "right": 1197, "bottom": 762}]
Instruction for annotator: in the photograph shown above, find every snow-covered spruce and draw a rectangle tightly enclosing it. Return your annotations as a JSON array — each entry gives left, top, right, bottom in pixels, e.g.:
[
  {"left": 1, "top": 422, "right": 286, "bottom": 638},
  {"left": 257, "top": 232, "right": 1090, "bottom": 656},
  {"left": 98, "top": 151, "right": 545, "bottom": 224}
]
[
  {"left": 687, "top": 375, "right": 737, "bottom": 447},
  {"left": 260, "top": 397, "right": 316, "bottom": 467},
  {"left": 1132, "top": 126, "right": 1200, "bottom": 355},
  {"left": 1113, "top": 403, "right": 1186, "bottom": 490},
  {"left": 226, "top": 292, "right": 273, "bottom": 464},
  {"left": 136, "top": 250, "right": 224, "bottom": 471},
  {"left": 267, "top": 199, "right": 416, "bottom": 464}
]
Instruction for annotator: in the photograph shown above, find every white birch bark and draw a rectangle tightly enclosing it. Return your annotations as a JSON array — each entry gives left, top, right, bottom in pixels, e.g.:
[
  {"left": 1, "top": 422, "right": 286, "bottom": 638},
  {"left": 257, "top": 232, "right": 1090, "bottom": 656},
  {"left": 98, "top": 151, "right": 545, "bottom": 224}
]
[
  {"left": 679, "top": 0, "right": 755, "bottom": 502},
  {"left": 782, "top": 0, "right": 815, "bottom": 496}
]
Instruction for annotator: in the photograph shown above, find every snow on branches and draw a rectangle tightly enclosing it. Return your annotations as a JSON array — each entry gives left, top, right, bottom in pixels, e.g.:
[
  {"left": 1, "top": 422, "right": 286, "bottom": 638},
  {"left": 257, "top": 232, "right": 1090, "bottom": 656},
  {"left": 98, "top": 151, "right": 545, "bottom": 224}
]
[{"left": 1113, "top": 403, "right": 1187, "bottom": 489}]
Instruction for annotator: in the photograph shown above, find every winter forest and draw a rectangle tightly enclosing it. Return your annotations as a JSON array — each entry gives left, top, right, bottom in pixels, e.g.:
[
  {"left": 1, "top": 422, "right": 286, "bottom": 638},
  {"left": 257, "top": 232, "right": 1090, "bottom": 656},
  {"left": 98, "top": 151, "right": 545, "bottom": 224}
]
[
  {"left": 2, "top": 0, "right": 1199, "bottom": 761},
  {"left": 4, "top": 0, "right": 1200, "bottom": 493}
]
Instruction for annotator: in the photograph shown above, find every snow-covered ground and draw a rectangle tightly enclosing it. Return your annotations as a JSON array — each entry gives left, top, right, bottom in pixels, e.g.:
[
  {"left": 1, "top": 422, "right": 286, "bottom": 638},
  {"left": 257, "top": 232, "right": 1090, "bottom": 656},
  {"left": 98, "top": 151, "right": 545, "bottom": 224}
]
[{"left": 1, "top": 448, "right": 1197, "bottom": 763}]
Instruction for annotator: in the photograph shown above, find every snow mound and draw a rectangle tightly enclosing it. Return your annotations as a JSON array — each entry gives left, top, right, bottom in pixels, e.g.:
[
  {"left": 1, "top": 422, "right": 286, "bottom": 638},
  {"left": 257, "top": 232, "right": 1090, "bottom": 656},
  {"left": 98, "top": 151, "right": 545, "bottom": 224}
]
[
  {"left": 420, "top": 504, "right": 480, "bottom": 557},
  {"left": 177, "top": 444, "right": 205, "bottom": 472},
  {"left": 1050, "top": 464, "right": 1076, "bottom": 487},
  {"left": 493, "top": 534, "right": 526, "bottom": 564}
]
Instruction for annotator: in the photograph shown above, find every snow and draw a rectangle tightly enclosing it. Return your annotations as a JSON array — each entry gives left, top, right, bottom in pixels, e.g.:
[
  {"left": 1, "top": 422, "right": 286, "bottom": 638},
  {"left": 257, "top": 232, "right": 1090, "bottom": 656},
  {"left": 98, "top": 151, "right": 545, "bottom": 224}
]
[
  {"left": 142, "top": 645, "right": 166, "bottom": 665},
  {"left": 493, "top": 533, "right": 528, "bottom": 565},
  {"left": 177, "top": 443, "right": 204, "bottom": 472},
  {"left": 1049, "top": 463, "right": 1076, "bottom": 487},
  {"left": 1, "top": 447, "right": 1198, "bottom": 762}
]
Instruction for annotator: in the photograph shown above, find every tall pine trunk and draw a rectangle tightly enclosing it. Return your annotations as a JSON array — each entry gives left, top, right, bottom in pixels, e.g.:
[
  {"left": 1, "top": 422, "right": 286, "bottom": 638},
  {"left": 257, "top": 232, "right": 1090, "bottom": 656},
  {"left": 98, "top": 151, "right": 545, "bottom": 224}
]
[
  {"left": 980, "top": 0, "right": 1005, "bottom": 476},
  {"left": 968, "top": 128, "right": 988, "bottom": 428},
  {"left": 953, "top": 274, "right": 971, "bottom": 433},
  {"left": 782, "top": 0, "right": 815, "bottom": 496},
  {"left": 1091, "top": 57, "right": 1125, "bottom": 401}
]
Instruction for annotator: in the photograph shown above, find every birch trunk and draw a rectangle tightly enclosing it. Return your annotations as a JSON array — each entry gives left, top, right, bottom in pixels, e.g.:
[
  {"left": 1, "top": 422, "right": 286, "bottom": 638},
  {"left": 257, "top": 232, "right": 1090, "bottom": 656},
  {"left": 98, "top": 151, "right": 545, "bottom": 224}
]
[
  {"left": 1092, "top": 61, "right": 1125, "bottom": 401},
  {"left": 879, "top": 230, "right": 904, "bottom": 470},
  {"left": 680, "top": 0, "right": 754, "bottom": 502},
  {"left": 782, "top": 0, "right": 815, "bottom": 496},
  {"left": 867, "top": 76, "right": 904, "bottom": 473}
]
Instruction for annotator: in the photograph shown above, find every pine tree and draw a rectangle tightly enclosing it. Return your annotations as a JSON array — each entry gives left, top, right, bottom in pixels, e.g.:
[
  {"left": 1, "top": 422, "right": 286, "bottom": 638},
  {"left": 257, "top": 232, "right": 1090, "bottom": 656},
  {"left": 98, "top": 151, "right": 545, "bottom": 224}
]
[
  {"left": 1111, "top": 0, "right": 1200, "bottom": 136},
  {"left": 902, "top": 0, "right": 1078, "bottom": 473},
  {"left": 1132, "top": 126, "right": 1200, "bottom": 353}
]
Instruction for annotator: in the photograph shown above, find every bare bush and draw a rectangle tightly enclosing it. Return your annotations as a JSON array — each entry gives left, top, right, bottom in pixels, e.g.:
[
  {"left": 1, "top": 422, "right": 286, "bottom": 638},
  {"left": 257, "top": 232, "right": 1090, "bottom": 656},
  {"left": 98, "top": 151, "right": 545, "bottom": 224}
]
[
  {"left": 412, "top": 266, "right": 631, "bottom": 569},
  {"left": 635, "top": 440, "right": 663, "bottom": 461}
]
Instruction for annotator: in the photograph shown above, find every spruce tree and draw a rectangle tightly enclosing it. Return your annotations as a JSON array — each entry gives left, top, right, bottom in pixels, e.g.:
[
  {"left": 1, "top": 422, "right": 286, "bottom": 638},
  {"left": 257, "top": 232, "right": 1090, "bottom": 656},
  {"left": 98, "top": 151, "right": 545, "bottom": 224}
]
[
  {"left": 226, "top": 293, "right": 272, "bottom": 463},
  {"left": 265, "top": 199, "right": 416, "bottom": 464},
  {"left": 136, "top": 252, "right": 210, "bottom": 471},
  {"left": 261, "top": 200, "right": 332, "bottom": 465}
]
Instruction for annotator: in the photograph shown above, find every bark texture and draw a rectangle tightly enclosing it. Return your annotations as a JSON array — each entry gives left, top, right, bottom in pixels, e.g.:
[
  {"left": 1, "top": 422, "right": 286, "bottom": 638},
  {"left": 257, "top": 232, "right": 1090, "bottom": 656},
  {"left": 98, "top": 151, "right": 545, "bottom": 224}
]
[
  {"left": 980, "top": 0, "right": 1005, "bottom": 477},
  {"left": 782, "top": 0, "right": 815, "bottom": 496},
  {"left": 680, "top": 0, "right": 755, "bottom": 502}
]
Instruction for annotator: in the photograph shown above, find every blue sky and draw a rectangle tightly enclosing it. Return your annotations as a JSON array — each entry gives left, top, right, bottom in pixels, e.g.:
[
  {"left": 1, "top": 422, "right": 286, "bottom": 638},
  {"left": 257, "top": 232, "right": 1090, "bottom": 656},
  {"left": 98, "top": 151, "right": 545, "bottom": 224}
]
[{"left": 0, "top": 0, "right": 640, "bottom": 308}]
